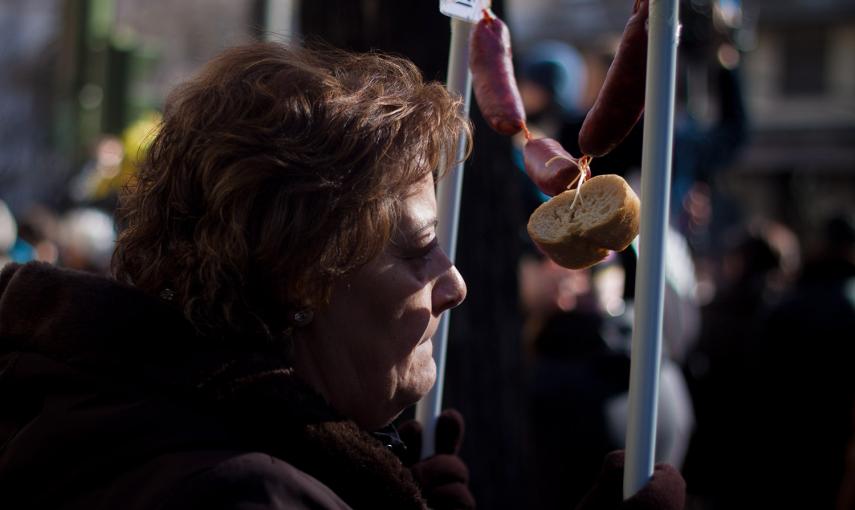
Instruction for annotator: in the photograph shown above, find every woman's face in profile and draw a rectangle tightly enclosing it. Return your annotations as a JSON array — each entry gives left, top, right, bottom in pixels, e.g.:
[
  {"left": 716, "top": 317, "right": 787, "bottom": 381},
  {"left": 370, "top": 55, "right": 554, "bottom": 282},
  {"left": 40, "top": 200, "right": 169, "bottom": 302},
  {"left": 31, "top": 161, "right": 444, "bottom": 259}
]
[{"left": 294, "top": 172, "right": 467, "bottom": 430}]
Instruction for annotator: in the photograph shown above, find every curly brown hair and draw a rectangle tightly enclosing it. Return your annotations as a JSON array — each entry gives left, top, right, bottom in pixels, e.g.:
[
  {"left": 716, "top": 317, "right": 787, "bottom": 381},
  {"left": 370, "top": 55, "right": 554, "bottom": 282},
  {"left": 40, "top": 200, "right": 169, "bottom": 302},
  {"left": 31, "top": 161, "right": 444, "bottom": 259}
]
[{"left": 112, "top": 42, "right": 471, "bottom": 343}]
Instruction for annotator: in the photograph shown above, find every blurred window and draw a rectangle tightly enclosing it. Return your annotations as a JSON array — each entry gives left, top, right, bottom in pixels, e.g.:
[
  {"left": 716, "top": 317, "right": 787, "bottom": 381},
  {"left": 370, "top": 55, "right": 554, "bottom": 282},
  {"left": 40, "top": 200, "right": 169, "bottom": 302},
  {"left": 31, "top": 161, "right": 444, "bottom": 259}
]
[{"left": 780, "top": 28, "right": 827, "bottom": 96}]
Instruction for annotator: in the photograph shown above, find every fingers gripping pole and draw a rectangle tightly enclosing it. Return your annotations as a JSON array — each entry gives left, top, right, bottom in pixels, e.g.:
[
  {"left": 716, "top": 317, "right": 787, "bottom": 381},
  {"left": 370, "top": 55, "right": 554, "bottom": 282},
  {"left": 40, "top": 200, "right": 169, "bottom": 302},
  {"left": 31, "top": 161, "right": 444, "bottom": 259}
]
[
  {"left": 624, "top": 0, "right": 680, "bottom": 499},
  {"left": 414, "top": 16, "right": 473, "bottom": 459}
]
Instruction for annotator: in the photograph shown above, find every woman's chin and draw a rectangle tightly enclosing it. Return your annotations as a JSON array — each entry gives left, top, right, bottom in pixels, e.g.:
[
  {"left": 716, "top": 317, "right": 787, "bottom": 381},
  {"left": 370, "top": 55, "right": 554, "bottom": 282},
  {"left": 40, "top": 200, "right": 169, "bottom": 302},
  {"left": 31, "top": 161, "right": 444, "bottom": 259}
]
[
  {"left": 412, "top": 341, "right": 437, "bottom": 395},
  {"left": 396, "top": 351, "right": 437, "bottom": 410}
]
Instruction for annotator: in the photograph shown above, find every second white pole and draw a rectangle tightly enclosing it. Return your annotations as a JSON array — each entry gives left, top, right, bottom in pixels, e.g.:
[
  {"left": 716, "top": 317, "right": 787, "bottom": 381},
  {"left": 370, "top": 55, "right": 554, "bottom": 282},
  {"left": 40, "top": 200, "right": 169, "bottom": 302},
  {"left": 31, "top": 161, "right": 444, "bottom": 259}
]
[{"left": 624, "top": 0, "right": 680, "bottom": 498}]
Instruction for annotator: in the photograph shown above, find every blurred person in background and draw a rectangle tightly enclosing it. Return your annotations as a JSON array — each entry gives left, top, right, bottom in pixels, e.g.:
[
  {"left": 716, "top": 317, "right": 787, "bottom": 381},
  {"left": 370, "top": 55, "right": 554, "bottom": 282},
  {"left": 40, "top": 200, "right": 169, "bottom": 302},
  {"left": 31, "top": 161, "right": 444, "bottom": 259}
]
[
  {"left": 0, "top": 201, "right": 18, "bottom": 268},
  {"left": 14, "top": 204, "right": 61, "bottom": 265},
  {"left": 682, "top": 220, "right": 797, "bottom": 508},
  {"left": 513, "top": 40, "right": 593, "bottom": 224},
  {"left": 738, "top": 214, "right": 855, "bottom": 510},
  {"left": 519, "top": 252, "right": 691, "bottom": 509},
  {"left": 56, "top": 207, "right": 116, "bottom": 274},
  {"left": 0, "top": 42, "right": 686, "bottom": 510},
  {"left": 517, "top": 40, "right": 587, "bottom": 141},
  {"left": 520, "top": 253, "right": 630, "bottom": 509},
  {"left": 517, "top": 39, "right": 648, "bottom": 174},
  {"left": 0, "top": 200, "right": 44, "bottom": 266},
  {"left": 68, "top": 113, "right": 162, "bottom": 213}
]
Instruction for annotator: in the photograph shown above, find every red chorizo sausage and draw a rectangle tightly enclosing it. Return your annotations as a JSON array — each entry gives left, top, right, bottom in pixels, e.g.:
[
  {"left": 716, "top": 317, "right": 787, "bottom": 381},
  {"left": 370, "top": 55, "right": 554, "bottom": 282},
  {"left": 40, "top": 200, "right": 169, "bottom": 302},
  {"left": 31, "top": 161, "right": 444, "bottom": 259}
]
[
  {"left": 524, "top": 137, "right": 592, "bottom": 196},
  {"left": 469, "top": 11, "right": 526, "bottom": 136},
  {"left": 578, "top": 0, "right": 649, "bottom": 158}
]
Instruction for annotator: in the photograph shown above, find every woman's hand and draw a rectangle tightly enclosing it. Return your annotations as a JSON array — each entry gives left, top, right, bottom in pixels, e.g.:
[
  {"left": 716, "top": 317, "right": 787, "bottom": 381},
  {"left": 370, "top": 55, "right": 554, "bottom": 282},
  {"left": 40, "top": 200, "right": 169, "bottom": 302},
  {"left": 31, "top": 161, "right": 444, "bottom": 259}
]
[
  {"left": 576, "top": 450, "right": 685, "bottom": 510},
  {"left": 398, "top": 409, "right": 476, "bottom": 510}
]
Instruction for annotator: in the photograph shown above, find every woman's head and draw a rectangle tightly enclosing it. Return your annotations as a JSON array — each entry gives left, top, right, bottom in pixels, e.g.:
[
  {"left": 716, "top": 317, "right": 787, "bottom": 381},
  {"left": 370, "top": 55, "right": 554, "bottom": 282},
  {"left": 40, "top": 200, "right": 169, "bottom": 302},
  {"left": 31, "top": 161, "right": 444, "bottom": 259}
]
[
  {"left": 295, "top": 171, "right": 467, "bottom": 429},
  {"left": 113, "top": 42, "right": 471, "bottom": 343}
]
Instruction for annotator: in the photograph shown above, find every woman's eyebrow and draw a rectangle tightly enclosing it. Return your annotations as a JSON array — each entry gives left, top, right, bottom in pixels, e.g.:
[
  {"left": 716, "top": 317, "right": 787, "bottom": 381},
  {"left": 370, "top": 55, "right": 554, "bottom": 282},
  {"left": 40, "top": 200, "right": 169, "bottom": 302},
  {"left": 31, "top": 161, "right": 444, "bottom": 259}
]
[{"left": 391, "top": 218, "right": 437, "bottom": 248}]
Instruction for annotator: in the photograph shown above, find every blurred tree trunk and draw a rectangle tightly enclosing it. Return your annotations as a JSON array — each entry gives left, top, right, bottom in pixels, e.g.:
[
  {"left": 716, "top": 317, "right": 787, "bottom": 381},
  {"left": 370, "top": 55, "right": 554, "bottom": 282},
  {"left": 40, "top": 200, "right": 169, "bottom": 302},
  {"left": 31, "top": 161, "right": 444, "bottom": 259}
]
[{"left": 299, "top": 2, "right": 528, "bottom": 508}]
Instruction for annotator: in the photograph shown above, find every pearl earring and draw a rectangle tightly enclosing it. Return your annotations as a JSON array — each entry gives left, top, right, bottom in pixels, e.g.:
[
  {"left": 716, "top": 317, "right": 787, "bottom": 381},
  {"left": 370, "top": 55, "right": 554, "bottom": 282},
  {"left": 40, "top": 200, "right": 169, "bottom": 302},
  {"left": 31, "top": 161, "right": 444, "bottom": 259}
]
[{"left": 292, "top": 309, "right": 314, "bottom": 326}]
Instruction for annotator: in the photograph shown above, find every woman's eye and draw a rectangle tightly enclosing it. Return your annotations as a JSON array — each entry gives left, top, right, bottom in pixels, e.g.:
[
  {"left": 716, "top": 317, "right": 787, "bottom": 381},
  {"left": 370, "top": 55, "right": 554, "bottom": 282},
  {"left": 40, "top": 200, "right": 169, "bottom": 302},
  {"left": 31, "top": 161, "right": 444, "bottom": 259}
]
[{"left": 406, "top": 239, "right": 438, "bottom": 263}]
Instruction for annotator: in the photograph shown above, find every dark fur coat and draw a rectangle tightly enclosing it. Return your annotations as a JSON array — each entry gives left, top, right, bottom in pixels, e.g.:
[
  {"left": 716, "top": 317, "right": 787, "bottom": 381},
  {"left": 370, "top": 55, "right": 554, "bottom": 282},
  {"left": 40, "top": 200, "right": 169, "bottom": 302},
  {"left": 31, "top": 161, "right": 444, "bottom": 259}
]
[{"left": 0, "top": 262, "right": 427, "bottom": 509}]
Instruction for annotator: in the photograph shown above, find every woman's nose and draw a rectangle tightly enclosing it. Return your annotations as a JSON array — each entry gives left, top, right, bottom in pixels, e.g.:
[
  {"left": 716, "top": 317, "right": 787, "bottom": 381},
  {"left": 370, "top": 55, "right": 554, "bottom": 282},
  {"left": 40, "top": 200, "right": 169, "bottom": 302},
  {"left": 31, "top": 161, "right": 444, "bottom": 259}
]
[{"left": 433, "top": 262, "right": 467, "bottom": 315}]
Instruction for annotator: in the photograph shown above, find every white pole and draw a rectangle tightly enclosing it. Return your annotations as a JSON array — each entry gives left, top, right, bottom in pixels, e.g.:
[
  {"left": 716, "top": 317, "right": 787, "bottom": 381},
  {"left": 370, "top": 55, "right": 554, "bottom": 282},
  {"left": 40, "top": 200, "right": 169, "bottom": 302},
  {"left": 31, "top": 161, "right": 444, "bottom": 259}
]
[
  {"left": 624, "top": 0, "right": 680, "bottom": 498},
  {"left": 415, "top": 16, "right": 473, "bottom": 459},
  {"left": 263, "top": 0, "right": 298, "bottom": 41}
]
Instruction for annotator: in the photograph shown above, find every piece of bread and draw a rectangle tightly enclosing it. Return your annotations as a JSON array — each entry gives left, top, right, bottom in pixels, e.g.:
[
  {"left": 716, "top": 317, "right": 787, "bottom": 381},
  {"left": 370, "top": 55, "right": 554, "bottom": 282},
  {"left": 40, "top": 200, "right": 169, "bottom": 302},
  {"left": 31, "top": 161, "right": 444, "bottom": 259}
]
[{"left": 527, "top": 174, "right": 640, "bottom": 269}]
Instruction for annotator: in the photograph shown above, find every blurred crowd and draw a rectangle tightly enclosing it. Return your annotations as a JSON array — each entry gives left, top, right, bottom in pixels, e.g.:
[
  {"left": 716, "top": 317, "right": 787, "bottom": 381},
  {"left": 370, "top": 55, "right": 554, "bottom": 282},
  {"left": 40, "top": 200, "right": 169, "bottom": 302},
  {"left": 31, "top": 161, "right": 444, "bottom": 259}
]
[
  {"left": 0, "top": 200, "right": 113, "bottom": 274},
  {"left": 0, "top": 113, "right": 159, "bottom": 276}
]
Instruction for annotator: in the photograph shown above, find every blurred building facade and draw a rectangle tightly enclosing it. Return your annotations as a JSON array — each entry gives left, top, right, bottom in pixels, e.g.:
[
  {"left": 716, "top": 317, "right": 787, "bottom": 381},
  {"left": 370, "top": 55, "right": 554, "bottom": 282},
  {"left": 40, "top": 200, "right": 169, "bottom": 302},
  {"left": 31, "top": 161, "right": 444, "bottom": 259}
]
[{"left": 729, "top": 0, "right": 855, "bottom": 250}]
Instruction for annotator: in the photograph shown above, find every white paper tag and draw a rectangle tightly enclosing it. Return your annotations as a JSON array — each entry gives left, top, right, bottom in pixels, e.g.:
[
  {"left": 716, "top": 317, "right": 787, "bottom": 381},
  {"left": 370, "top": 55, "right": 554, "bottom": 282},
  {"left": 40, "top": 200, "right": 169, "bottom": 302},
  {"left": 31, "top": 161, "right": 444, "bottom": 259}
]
[{"left": 439, "top": 0, "right": 491, "bottom": 23}]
